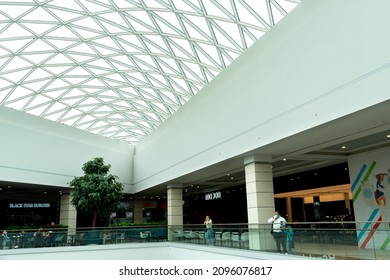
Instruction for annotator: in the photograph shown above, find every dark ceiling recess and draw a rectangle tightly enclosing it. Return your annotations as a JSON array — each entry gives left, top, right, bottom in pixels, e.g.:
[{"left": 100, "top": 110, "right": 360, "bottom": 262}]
[{"left": 273, "top": 162, "right": 350, "bottom": 193}]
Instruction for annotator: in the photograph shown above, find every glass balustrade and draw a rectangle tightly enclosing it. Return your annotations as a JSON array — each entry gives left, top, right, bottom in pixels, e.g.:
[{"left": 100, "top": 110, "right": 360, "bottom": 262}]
[{"left": 1, "top": 222, "right": 389, "bottom": 260}]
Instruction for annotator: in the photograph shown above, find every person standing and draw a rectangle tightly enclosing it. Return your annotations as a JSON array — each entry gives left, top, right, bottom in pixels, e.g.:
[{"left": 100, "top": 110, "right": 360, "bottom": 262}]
[
  {"left": 2, "top": 230, "right": 10, "bottom": 249},
  {"left": 204, "top": 215, "right": 214, "bottom": 245},
  {"left": 268, "top": 211, "right": 287, "bottom": 254},
  {"left": 47, "top": 221, "right": 57, "bottom": 247},
  {"left": 285, "top": 224, "right": 294, "bottom": 254},
  {"left": 33, "top": 228, "right": 46, "bottom": 247}
]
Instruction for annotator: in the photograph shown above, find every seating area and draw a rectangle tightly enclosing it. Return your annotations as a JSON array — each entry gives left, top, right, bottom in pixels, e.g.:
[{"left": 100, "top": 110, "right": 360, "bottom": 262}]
[
  {"left": 172, "top": 229, "right": 249, "bottom": 248},
  {"left": 1, "top": 231, "right": 69, "bottom": 249},
  {"left": 214, "top": 231, "right": 249, "bottom": 248},
  {"left": 0, "top": 227, "right": 169, "bottom": 249},
  {"left": 67, "top": 227, "right": 168, "bottom": 246}
]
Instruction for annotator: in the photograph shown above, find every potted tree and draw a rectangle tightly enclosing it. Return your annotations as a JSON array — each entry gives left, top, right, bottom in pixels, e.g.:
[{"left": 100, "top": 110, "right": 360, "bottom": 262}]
[{"left": 69, "top": 157, "right": 124, "bottom": 244}]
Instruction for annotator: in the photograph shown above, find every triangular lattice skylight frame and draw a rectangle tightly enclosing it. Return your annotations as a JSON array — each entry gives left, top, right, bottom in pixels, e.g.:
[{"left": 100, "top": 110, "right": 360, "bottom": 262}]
[{"left": 0, "top": 0, "right": 300, "bottom": 144}]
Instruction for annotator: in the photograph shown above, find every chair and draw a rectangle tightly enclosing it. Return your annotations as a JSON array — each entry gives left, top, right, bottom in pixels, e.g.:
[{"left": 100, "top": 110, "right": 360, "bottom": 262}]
[
  {"left": 54, "top": 233, "right": 67, "bottom": 247},
  {"left": 240, "top": 232, "right": 249, "bottom": 248},
  {"left": 214, "top": 231, "right": 222, "bottom": 245},
  {"left": 197, "top": 231, "right": 205, "bottom": 244},
  {"left": 174, "top": 230, "right": 184, "bottom": 241},
  {"left": 74, "top": 232, "right": 84, "bottom": 246},
  {"left": 183, "top": 230, "right": 197, "bottom": 240},
  {"left": 116, "top": 232, "right": 125, "bottom": 243},
  {"left": 182, "top": 230, "right": 197, "bottom": 243},
  {"left": 102, "top": 232, "right": 112, "bottom": 244},
  {"left": 67, "top": 234, "right": 76, "bottom": 246},
  {"left": 231, "top": 232, "right": 240, "bottom": 247},
  {"left": 140, "top": 231, "right": 151, "bottom": 241},
  {"left": 221, "top": 232, "right": 231, "bottom": 247}
]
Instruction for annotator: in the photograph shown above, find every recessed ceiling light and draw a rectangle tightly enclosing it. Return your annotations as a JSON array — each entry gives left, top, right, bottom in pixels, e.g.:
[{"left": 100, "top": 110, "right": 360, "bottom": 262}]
[
  {"left": 283, "top": 158, "right": 287, "bottom": 161},
  {"left": 387, "top": 134, "right": 390, "bottom": 138},
  {"left": 341, "top": 146, "right": 346, "bottom": 149}
]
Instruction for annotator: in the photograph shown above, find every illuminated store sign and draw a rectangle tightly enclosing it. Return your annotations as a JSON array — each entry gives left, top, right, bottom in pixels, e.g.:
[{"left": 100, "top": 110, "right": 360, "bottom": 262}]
[
  {"left": 205, "top": 191, "right": 222, "bottom": 201},
  {"left": 9, "top": 203, "right": 51, "bottom": 209}
]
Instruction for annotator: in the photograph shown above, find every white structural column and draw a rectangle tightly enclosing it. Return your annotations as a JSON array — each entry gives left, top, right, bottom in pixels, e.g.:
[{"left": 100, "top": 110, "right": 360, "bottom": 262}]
[
  {"left": 59, "top": 191, "right": 77, "bottom": 236},
  {"left": 167, "top": 183, "right": 183, "bottom": 241},
  {"left": 244, "top": 155, "right": 275, "bottom": 250},
  {"left": 286, "top": 197, "right": 292, "bottom": 222},
  {"left": 133, "top": 199, "right": 144, "bottom": 223},
  {"left": 344, "top": 193, "right": 351, "bottom": 215}
]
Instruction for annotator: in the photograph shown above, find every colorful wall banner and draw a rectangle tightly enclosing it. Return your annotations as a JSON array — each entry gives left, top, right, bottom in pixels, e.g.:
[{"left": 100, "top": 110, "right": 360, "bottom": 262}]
[{"left": 348, "top": 149, "right": 390, "bottom": 250}]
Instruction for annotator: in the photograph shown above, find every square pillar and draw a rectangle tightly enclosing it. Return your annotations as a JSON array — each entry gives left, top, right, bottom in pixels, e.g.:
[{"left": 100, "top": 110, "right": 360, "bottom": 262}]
[
  {"left": 59, "top": 191, "right": 77, "bottom": 236},
  {"left": 133, "top": 199, "right": 144, "bottom": 223},
  {"left": 167, "top": 184, "right": 183, "bottom": 241},
  {"left": 244, "top": 155, "right": 275, "bottom": 251}
]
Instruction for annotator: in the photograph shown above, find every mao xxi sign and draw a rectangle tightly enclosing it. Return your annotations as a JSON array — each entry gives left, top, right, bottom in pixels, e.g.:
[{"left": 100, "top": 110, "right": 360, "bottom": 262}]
[{"left": 205, "top": 191, "right": 222, "bottom": 201}]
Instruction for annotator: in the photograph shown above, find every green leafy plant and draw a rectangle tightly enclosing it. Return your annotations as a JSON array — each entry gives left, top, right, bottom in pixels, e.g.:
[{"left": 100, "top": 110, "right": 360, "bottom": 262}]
[
  {"left": 5, "top": 224, "right": 68, "bottom": 230},
  {"left": 69, "top": 157, "right": 124, "bottom": 228},
  {"left": 109, "top": 221, "right": 167, "bottom": 227}
]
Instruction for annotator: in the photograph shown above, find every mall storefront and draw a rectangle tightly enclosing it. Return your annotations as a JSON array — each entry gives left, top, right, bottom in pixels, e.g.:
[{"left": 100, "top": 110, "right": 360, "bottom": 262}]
[{"left": 0, "top": 199, "right": 59, "bottom": 229}]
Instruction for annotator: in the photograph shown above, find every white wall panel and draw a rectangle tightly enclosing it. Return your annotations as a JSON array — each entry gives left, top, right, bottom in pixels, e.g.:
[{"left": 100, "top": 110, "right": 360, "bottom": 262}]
[
  {"left": 133, "top": 0, "right": 390, "bottom": 191},
  {"left": 0, "top": 107, "right": 134, "bottom": 191}
]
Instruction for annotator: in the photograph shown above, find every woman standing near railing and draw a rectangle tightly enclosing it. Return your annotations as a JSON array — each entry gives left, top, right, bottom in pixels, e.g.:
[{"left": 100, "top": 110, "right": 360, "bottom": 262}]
[{"left": 204, "top": 215, "right": 214, "bottom": 245}]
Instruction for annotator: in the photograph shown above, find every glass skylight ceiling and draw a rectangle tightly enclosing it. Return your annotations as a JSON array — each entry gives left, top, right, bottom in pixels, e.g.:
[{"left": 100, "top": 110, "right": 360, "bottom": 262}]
[{"left": 0, "top": 0, "right": 300, "bottom": 144}]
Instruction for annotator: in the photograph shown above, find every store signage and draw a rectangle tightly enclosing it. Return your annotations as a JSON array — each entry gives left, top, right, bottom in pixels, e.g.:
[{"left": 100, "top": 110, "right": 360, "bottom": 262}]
[
  {"left": 9, "top": 203, "right": 51, "bottom": 209},
  {"left": 143, "top": 201, "right": 157, "bottom": 208},
  {"left": 205, "top": 191, "right": 222, "bottom": 201}
]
